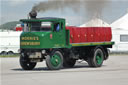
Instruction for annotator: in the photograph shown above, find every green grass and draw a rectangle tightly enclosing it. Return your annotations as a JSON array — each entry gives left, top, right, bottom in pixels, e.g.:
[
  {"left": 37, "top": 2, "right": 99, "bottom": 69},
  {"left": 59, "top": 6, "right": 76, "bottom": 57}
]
[{"left": 0, "top": 54, "right": 20, "bottom": 57}]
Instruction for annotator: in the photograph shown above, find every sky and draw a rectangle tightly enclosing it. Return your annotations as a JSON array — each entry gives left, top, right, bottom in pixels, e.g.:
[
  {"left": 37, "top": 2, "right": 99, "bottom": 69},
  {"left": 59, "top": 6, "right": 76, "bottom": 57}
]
[{"left": 0, "top": 0, "right": 128, "bottom": 26}]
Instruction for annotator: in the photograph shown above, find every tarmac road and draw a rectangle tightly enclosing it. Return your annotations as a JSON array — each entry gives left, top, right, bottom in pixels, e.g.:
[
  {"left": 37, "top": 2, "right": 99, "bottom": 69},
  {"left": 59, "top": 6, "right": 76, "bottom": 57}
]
[{"left": 1, "top": 55, "right": 128, "bottom": 85}]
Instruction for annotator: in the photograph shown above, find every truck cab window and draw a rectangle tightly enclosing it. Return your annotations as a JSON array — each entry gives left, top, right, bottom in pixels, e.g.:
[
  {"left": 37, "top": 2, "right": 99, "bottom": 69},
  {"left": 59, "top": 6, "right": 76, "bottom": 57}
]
[
  {"left": 41, "top": 22, "right": 51, "bottom": 31},
  {"left": 25, "top": 22, "right": 52, "bottom": 32},
  {"left": 54, "top": 23, "right": 60, "bottom": 32},
  {"left": 31, "top": 22, "right": 41, "bottom": 31}
]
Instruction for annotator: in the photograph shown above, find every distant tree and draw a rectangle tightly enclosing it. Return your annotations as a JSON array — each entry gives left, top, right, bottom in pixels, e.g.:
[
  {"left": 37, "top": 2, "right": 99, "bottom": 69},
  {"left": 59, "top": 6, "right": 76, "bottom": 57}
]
[{"left": 0, "top": 21, "right": 21, "bottom": 31}]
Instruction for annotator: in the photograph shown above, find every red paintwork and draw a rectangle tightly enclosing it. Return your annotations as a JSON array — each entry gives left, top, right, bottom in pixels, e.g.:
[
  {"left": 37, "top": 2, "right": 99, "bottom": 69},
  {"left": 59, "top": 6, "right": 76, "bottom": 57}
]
[
  {"left": 80, "top": 28, "right": 88, "bottom": 42},
  {"left": 87, "top": 27, "right": 94, "bottom": 42},
  {"left": 50, "top": 34, "right": 53, "bottom": 39},
  {"left": 72, "top": 27, "right": 81, "bottom": 43},
  {"left": 66, "top": 26, "right": 112, "bottom": 43},
  {"left": 94, "top": 27, "right": 100, "bottom": 42},
  {"left": 105, "top": 27, "right": 112, "bottom": 41}
]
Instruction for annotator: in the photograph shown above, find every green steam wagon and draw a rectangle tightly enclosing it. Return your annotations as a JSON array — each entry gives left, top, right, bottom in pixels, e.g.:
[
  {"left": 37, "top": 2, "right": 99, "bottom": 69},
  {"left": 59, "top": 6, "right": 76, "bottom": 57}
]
[{"left": 19, "top": 12, "right": 114, "bottom": 70}]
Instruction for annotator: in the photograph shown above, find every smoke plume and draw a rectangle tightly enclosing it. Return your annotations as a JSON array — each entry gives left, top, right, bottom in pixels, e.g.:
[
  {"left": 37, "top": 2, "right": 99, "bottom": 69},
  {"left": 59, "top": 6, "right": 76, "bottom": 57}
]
[
  {"left": 32, "top": 0, "right": 81, "bottom": 13},
  {"left": 32, "top": 0, "right": 110, "bottom": 20},
  {"left": 85, "top": 0, "right": 109, "bottom": 18}
]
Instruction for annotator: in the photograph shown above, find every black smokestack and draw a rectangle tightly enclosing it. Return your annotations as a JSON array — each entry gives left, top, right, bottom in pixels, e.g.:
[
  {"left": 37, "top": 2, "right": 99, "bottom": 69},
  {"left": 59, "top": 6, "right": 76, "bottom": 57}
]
[{"left": 29, "top": 10, "right": 37, "bottom": 18}]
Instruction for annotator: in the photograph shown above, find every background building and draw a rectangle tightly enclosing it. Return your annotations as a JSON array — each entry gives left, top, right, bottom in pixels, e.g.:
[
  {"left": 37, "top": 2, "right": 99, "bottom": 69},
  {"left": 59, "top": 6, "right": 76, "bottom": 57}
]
[{"left": 110, "top": 13, "right": 128, "bottom": 52}]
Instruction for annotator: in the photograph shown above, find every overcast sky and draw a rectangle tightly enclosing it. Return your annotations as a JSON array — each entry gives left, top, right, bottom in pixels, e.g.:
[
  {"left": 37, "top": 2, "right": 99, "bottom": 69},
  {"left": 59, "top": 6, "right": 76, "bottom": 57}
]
[{"left": 0, "top": 0, "right": 128, "bottom": 26}]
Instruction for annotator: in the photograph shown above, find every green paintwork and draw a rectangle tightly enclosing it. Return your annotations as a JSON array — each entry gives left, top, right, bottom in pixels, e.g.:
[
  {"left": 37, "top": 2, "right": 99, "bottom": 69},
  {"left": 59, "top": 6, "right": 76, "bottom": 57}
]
[
  {"left": 71, "top": 42, "right": 115, "bottom": 47},
  {"left": 20, "top": 31, "right": 67, "bottom": 49},
  {"left": 20, "top": 17, "right": 70, "bottom": 49},
  {"left": 50, "top": 54, "right": 61, "bottom": 67}
]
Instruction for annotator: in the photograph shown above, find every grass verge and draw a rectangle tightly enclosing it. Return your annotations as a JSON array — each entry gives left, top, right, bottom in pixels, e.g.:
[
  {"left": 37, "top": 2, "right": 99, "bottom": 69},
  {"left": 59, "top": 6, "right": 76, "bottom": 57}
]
[{"left": 0, "top": 54, "right": 20, "bottom": 57}]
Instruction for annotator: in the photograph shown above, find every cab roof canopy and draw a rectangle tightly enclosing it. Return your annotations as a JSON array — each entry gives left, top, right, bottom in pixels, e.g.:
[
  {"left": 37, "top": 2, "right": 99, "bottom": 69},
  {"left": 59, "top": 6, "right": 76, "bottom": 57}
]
[{"left": 20, "top": 17, "right": 65, "bottom": 23}]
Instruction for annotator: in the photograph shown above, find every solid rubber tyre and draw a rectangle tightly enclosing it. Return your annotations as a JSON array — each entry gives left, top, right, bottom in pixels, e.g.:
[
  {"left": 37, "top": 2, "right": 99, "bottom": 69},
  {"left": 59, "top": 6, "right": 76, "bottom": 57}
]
[
  {"left": 104, "top": 48, "right": 109, "bottom": 60},
  {"left": 46, "top": 50, "right": 63, "bottom": 70},
  {"left": 20, "top": 55, "right": 37, "bottom": 70},
  {"left": 88, "top": 48, "right": 104, "bottom": 67}
]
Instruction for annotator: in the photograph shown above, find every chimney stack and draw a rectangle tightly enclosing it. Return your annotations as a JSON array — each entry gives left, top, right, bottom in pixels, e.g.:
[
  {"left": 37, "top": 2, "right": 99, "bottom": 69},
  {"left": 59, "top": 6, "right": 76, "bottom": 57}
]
[{"left": 29, "top": 11, "right": 37, "bottom": 19}]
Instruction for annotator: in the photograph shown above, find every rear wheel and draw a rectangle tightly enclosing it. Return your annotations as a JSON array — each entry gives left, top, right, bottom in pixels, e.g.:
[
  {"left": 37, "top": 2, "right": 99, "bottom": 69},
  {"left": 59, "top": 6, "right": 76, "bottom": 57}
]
[
  {"left": 104, "top": 48, "right": 109, "bottom": 60},
  {"left": 88, "top": 48, "right": 104, "bottom": 67},
  {"left": 20, "top": 55, "right": 37, "bottom": 70},
  {"left": 46, "top": 50, "right": 63, "bottom": 70}
]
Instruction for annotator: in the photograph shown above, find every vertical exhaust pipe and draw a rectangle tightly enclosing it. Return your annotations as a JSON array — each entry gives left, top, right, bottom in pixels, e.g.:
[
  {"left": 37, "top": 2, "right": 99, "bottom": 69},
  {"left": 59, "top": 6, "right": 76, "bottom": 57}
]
[{"left": 29, "top": 11, "right": 37, "bottom": 19}]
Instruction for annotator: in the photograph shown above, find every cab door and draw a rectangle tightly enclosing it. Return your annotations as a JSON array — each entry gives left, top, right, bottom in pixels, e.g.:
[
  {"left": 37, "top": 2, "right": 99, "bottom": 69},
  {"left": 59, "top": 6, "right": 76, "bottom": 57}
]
[{"left": 52, "top": 22, "right": 66, "bottom": 48}]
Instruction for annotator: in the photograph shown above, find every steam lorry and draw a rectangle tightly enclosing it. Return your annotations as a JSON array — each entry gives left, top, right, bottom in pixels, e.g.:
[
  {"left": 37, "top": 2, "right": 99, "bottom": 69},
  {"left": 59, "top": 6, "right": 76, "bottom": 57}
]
[{"left": 19, "top": 11, "right": 114, "bottom": 70}]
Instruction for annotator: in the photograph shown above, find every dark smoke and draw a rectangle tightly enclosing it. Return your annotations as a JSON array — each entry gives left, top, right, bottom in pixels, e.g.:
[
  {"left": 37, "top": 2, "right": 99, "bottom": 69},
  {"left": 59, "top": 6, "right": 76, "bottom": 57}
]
[
  {"left": 32, "top": 0, "right": 81, "bottom": 13},
  {"left": 32, "top": 0, "right": 110, "bottom": 20},
  {"left": 85, "top": 0, "right": 109, "bottom": 18}
]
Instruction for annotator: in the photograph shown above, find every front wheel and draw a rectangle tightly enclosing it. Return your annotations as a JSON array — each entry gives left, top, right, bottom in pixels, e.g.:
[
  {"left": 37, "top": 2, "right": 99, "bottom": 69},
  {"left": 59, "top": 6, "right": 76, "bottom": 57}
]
[
  {"left": 88, "top": 48, "right": 104, "bottom": 67},
  {"left": 20, "top": 55, "right": 37, "bottom": 70},
  {"left": 46, "top": 50, "right": 63, "bottom": 70}
]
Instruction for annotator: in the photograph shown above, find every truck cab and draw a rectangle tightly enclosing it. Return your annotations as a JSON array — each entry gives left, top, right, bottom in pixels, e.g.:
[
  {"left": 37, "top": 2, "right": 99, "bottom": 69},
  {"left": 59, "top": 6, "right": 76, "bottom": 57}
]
[
  {"left": 20, "top": 17, "right": 71, "bottom": 70},
  {"left": 20, "top": 17, "right": 69, "bottom": 49}
]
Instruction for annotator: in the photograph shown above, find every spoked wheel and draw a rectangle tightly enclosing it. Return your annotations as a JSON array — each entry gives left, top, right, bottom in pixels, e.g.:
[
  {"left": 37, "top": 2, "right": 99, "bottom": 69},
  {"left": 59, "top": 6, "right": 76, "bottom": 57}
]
[
  {"left": 63, "top": 56, "right": 76, "bottom": 68},
  {"left": 20, "top": 55, "right": 37, "bottom": 70},
  {"left": 46, "top": 50, "right": 63, "bottom": 70},
  {"left": 88, "top": 48, "right": 104, "bottom": 67}
]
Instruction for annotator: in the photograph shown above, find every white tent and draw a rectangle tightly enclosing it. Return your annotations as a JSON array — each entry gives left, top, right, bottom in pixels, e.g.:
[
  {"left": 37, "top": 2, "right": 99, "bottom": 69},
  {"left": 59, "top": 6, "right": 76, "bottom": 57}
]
[
  {"left": 110, "top": 13, "right": 128, "bottom": 52},
  {"left": 111, "top": 13, "right": 128, "bottom": 30},
  {"left": 80, "top": 18, "right": 110, "bottom": 27}
]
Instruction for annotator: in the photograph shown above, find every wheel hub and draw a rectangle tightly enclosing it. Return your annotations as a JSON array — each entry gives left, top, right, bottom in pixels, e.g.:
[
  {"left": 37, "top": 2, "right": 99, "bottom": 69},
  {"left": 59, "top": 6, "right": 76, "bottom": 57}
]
[
  {"left": 50, "top": 54, "right": 61, "bottom": 67},
  {"left": 96, "top": 53, "right": 102, "bottom": 65}
]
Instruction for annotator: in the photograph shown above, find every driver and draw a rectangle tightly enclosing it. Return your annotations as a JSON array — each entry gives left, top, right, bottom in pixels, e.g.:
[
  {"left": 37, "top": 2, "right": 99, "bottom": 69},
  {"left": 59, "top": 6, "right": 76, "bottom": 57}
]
[{"left": 56, "top": 24, "right": 60, "bottom": 31}]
